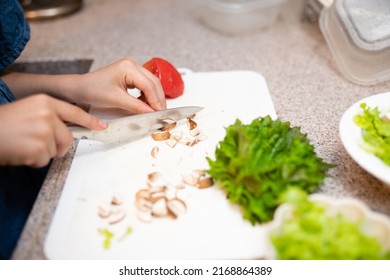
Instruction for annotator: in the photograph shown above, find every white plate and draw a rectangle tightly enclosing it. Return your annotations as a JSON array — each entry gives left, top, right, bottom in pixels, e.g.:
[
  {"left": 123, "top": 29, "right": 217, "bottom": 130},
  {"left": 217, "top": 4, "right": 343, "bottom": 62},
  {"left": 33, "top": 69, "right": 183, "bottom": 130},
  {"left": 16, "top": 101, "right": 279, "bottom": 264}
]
[{"left": 339, "top": 92, "right": 390, "bottom": 186}]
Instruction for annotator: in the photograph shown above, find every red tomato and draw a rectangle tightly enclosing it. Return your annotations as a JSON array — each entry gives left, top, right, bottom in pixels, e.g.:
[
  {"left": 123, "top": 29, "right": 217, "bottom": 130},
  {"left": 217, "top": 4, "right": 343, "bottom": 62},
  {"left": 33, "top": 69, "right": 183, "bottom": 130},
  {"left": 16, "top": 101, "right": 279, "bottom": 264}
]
[{"left": 143, "top": 57, "right": 184, "bottom": 99}]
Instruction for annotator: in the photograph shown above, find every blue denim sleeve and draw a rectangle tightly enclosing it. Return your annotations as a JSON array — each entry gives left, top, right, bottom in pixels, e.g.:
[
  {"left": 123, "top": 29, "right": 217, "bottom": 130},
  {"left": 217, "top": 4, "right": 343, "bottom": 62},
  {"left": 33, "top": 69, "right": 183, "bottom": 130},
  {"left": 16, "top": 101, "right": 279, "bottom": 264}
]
[
  {"left": 0, "top": 1, "right": 35, "bottom": 260},
  {"left": 0, "top": 79, "right": 16, "bottom": 104},
  {"left": 0, "top": 0, "right": 30, "bottom": 104},
  {"left": 0, "top": 0, "right": 31, "bottom": 72}
]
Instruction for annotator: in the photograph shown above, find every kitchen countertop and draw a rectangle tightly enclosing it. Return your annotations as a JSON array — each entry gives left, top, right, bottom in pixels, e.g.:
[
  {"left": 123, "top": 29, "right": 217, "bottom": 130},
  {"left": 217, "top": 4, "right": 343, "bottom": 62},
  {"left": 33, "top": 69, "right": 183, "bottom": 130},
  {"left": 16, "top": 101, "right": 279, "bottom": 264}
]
[{"left": 11, "top": 0, "right": 390, "bottom": 259}]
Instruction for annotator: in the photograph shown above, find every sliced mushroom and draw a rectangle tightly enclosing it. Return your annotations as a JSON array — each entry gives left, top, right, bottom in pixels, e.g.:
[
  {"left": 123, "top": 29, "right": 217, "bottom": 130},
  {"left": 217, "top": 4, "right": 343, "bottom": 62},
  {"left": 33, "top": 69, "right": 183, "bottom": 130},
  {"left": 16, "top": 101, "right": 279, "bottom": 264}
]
[
  {"left": 151, "top": 197, "right": 169, "bottom": 217},
  {"left": 148, "top": 190, "right": 167, "bottom": 202},
  {"left": 147, "top": 172, "right": 167, "bottom": 189},
  {"left": 190, "top": 139, "right": 199, "bottom": 147},
  {"left": 189, "top": 128, "right": 200, "bottom": 137},
  {"left": 182, "top": 172, "right": 201, "bottom": 186},
  {"left": 160, "top": 122, "right": 176, "bottom": 131},
  {"left": 136, "top": 188, "right": 150, "bottom": 200},
  {"left": 187, "top": 118, "right": 197, "bottom": 130},
  {"left": 149, "top": 185, "right": 167, "bottom": 194},
  {"left": 151, "top": 131, "right": 170, "bottom": 141},
  {"left": 197, "top": 177, "right": 214, "bottom": 189},
  {"left": 111, "top": 192, "right": 123, "bottom": 205},
  {"left": 135, "top": 197, "right": 152, "bottom": 212},
  {"left": 167, "top": 198, "right": 187, "bottom": 218},
  {"left": 97, "top": 202, "right": 111, "bottom": 218},
  {"left": 147, "top": 171, "right": 162, "bottom": 183},
  {"left": 170, "top": 131, "right": 183, "bottom": 142},
  {"left": 108, "top": 209, "right": 126, "bottom": 224},
  {"left": 151, "top": 146, "right": 159, "bottom": 159},
  {"left": 137, "top": 209, "right": 153, "bottom": 223},
  {"left": 165, "top": 138, "right": 178, "bottom": 148}
]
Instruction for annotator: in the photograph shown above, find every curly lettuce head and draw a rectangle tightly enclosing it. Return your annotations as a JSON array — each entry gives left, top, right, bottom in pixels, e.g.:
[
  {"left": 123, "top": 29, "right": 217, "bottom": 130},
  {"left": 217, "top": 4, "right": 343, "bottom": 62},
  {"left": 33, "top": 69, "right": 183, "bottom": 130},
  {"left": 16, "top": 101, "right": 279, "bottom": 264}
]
[{"left": 207, "top": 116, "right": 332, "bottom": 224}]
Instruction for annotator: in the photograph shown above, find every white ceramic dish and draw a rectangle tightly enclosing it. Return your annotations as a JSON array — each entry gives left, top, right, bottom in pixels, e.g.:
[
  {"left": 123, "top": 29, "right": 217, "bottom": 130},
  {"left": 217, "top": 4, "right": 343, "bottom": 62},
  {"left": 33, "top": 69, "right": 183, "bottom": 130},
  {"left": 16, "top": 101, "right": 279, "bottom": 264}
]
[
  {"left": 339, "top": 92, "right": 390, "bottom": 186},
  {"left": 265, "top": 194, "right": 390, "bottom": 259}
]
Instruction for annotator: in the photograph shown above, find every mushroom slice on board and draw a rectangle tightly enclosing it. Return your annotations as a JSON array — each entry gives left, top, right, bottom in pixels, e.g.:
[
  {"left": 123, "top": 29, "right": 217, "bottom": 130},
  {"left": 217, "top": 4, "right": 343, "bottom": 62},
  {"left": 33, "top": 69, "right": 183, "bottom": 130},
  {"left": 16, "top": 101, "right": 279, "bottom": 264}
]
[
  {"left": 137, "top": 209, "right": 153, "bottom": 223},
  {"left": 197, "top": 177, "right": 214, "bottom": 189},
  {"left": 97, "top": 202, "right": 111, "bottom": 218},
  {"left": 151, "top": 197, "right": 169, "bottom": 217},
  {"left": 111, "top": 192, "right": 123, "bottom": 205},
  {"left": 167, "top": 198, "right": 187, "bottom": 218},
  {"left": 187, "top": 118, "right": 197, "bottom": 130},
  {"left": 182, "top": 172, "right": 201, "bottom": 186},
  {"left": 160, "top": 120, "right": 177, "bottom": 131},
  {"left": 151, "top": 146, "right": 159, "bottom": 158},
  {"left": 108, "top": 209, "right": 126, "bottom": 225},
  {"left": 151, "top": 131, "right": 170, "bottom": 141}
]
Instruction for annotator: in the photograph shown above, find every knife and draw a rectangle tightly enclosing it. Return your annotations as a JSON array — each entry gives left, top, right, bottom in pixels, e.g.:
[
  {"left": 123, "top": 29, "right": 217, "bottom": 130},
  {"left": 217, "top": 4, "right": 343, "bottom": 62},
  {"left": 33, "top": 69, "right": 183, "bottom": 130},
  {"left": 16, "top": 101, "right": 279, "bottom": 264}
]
[{"left": 69, "top": 106, "right": 204, "bottom": 144}]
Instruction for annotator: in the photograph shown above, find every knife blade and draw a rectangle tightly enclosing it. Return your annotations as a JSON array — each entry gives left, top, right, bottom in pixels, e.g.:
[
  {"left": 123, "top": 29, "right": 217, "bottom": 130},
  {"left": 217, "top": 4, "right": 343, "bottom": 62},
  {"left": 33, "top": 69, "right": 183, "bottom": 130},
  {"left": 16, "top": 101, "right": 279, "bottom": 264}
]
[{"left": 69, "top": 106, "right": 204, "bottom": 144}]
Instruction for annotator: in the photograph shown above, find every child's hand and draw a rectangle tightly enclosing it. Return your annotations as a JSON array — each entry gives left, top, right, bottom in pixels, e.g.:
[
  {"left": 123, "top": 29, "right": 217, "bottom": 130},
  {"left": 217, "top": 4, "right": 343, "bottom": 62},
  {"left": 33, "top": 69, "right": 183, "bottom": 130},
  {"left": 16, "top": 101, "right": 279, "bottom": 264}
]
[
  {"left": 0, "top": 94, "right": 106, "bottom": 167},
  {"left": 73, "top": 57, "right": 167, "bottom": 113}
]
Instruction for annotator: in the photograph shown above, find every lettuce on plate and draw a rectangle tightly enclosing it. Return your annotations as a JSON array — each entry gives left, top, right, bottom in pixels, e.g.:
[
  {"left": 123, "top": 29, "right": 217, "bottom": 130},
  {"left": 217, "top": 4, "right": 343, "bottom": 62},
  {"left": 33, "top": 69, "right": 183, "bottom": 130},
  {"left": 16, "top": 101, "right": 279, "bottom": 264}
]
[{"left": 354, "top": 103, "right": 390, "bottom": 166}]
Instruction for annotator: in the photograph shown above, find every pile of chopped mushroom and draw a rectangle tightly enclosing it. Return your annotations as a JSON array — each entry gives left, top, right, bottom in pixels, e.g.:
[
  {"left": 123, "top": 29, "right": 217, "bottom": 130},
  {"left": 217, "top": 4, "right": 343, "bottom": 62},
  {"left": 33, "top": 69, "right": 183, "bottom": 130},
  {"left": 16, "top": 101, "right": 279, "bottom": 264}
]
[
  {"left": 97, "top": 192, "right": 126, "bottom": 225},
  {"left": 151, "top": 115, "right": 207, "bottom": 148},
  {"left": 135, "top": 170, "right": 213, "bottom": 222},
  {"left": 97, "top": 114, "right": 214, "bottom": 226},
  {"left": 135, "top": 114, "right": 213, "bottom": 222}
]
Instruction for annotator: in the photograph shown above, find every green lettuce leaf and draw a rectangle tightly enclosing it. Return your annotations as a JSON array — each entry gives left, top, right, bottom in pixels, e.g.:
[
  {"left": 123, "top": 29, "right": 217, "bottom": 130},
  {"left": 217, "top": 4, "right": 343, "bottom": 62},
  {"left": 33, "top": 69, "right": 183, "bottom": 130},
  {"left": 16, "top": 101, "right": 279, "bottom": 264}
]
[
  {"left": 353, "top": 103, "right": 390, "bottom": 165},
  {"left": 207, "top": 116, "right": 332, "bottom": 224},
  {"left": 270, "top": 188, "right": 390, "bottom": 260}
]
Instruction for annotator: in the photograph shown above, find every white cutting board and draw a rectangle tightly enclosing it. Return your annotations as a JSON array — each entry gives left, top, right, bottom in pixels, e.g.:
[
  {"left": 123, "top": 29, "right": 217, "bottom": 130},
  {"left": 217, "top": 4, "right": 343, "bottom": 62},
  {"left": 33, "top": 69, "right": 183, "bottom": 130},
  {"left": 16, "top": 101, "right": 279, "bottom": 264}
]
[{"left": 44, "top": 70, "right": 277, "bottom": 259}]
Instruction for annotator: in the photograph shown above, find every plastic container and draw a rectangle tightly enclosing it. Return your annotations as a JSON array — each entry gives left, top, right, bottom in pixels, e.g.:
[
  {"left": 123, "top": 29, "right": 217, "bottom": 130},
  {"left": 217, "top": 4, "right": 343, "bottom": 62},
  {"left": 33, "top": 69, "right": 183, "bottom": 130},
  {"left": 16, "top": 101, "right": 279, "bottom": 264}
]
[
  {"left": 198, "top": 0, "right": 287, "bottom": 35},
  {"left": 319, "top": 0, "right": 390, "bottom": 86}
]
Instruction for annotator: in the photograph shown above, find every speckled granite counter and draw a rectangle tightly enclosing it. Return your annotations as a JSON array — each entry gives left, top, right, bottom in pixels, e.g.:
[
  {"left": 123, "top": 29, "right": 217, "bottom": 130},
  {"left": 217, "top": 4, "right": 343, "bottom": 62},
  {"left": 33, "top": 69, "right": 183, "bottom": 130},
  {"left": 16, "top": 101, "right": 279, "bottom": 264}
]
[{"left": 11, "top": 0, "right": 390, "bottom": 259}]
